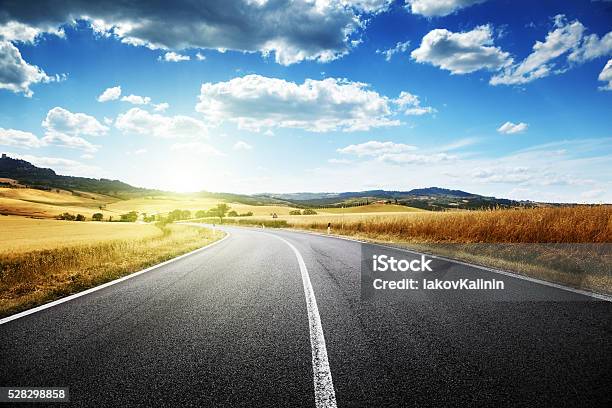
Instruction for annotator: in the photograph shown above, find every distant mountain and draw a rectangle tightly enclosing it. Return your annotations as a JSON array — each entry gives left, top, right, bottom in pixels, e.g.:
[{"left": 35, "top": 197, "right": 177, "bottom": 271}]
[
  {"left": 0, "top": 154, "right": 530, "bottom": 210},
  {"left": 0, "top": 154, "right": 148, "bottom": 196},
  {"left": 0, "top": 154, "right": 287, "bottom": 205},
  {"left": 260, "top": 187, "right": 528, "bottom": 210}
]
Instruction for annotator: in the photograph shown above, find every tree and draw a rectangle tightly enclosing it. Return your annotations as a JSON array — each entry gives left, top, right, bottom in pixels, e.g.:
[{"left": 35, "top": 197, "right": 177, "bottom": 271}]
[
  {"left": 214, "top": 203, "right": 230, "bottom": 222},
  {"left": 143, "top": 213, "right": 156, "bottom": 222},
  {"left": 228, "top": 210, "right": 238, "bottom": 217},
  {"left": 302, "top": 209, "right": 317, "bottom": 215},
  {"left": 289, "top": 210, "right": 302, "bottom": 215},
  {"left": 120, "top": 211, "right": 138, "bottom": 222},
  {"left": 75, "top": 214, "right": 86, "bottom": 221},
  {"left": 92, "top": 213, "right": 104, "bottom": 221},
  {"left": 195, "top": 210, "right": 207, "bottom": 218},
  {"left": 57, "top": 212, "right": 76, "bottom": 221}
]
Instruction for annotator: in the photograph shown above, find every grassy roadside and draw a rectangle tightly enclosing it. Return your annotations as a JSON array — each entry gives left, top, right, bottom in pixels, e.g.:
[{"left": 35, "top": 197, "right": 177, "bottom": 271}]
[
  {"left": 398, "top": 242, "right": 612, "bottom": 296},
  {"left": 0, "top": 223, "right": 224, "bottom": 318}
]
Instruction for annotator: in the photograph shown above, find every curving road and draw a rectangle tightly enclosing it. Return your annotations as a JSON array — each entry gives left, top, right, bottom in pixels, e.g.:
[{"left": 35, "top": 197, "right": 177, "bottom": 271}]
[{"left": 1, "top": 226, "right": 611, "bottom": 407}]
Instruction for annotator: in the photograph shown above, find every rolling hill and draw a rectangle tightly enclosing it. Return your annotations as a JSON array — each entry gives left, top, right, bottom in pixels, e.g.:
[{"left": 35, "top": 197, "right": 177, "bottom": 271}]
[{"left": 1, "top": 154, "right": 531, "bottom": 213}]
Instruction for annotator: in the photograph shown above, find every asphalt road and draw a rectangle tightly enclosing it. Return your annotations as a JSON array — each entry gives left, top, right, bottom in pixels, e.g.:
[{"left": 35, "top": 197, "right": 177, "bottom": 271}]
[{"left": 1, "top": 226, "right": 611, "bottom": 407}]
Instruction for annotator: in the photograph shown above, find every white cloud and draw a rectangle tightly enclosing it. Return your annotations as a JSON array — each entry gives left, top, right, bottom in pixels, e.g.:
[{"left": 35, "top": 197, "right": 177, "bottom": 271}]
[
  {"left": 121, "top": 94, "right": 151, "bottom": 105},
  {"left": 0, "top": 0, "right": 392, "bottom": 66},
  {"left": 376, "top": 151, "right": 456, "bottom": 164},
  {"left": 491, "top": 15, "right": 612, "bottom": 86},
  {"left": 171, "top": 142, "right": 222, "bottom": 156},
  {"left": 41, "top": 132, "right": 100, "bottom": 152},
  {"left": 103, "top": 117, "right": 114, "bottom": 125},
  {"left": 580, "top": 189, "right": 604, "bottom": 200},
  {"left": 337, "top": 140, "right": 455, "bottom": 164},
  {"left": 0, "top": 40, "right": 59, "bottom": 96},
  {"left": 115, "top": 108, "right": 208, "bottom": 139},
  {"left": 328, "top": 158, "right": 351, "bottom": 164},
  {"left": 0, "top": 125, "right": 99, "bottom": 152},
  {"left": 195, "top": 52, "right": 206, "bottom": 61},
  {"left": 153, "top": 102, "right": 170, "bottom": 112},
  {"left": 491, "top": 16, "right": 585, "bottom": 85},
  {"left": 80, "top": 153, "right": 94, "bottom": 159},
  {"left": 338, "top": 141, "right": 417, "bottom": 157},
  {"left": 394, "top": 91, "right": 436, "bottom": 116},
  {"left": 411, "top": 25, "right": 511, "bottom": 74},
  {"left": 0, "top": 21, "right": 64, "bottom": 43},
  {"left": 497, "top": 121, "right": 528, "bottom": 134},
  {"left": 196, "top": 75, "right": 405, "bottom": 133},
  {"left": 233, "top": 141, "right": 253, "bottom": 150},
  {"left": 42, "top": 107, "right": 109, "bottom": 137},
  {"left": 598, "top": 59, "right": 612, "bottom": 91},
  {"left": 377, "top": 40, "right": 410, "bottom": 61},
  {"left": 568, "top": 31, "right": 612, "bottom": 63},
  {"left": 304, "top": 138, "right": 611, "bottom": 203},
  {"left": 0, "top": 21, "right": 41, "bottom": 43},
  {"left": 406, "top": 0, "right": 487, "bottom": 17},
  {"left": 97, "top": 85, "right": 121, "bottom": 102},
  {"left": 0, "top": 127, "right": 45, "bottom": 148},
  {"left": 160, "top": 51, "right": 190, "bottom": 62}
]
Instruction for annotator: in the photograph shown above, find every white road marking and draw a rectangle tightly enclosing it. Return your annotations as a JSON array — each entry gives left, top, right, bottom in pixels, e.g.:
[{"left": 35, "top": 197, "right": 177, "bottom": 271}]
[
  {"left": 0, "top": 232, "right": 230, "bottom": 325},
  {"left": 266, "top": 233, "right": 338, "bottom": 408},
  {"left": 286, "top": 229, "right": 612, "bottom": 303}
]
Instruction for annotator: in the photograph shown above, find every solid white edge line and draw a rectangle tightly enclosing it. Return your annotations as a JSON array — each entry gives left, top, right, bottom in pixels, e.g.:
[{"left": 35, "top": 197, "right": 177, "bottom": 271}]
[
  {"left": 264, "top": 233, "right": 338, "bottom": 408},
  {"left": 0, "top": 230, "right": 230, "bottom": 326},
  {"left": 275, "top": 228, "right": 612, "bottom": 303}
]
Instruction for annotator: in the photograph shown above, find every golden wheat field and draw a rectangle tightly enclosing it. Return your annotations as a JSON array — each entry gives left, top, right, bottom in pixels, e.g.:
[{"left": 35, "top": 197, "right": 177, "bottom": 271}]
[
  {"left": 0, "top": 216, "right": 162, "bottom": 253},
  {"left": 0, "top": 222, "right": 223, "bottom": 317},
  {"left": 0, "top": 187, "right": 119, "bottom": 218},
  {"left": 106, "top": 196, "right": 298, "bottom": 217},
  {"left": 283, "top": 206, "right": 612, "bottom": 243},
  {"left": 0, "top": 187, "right": 304, "bottom": 218},
  {"left": 318, "top": 204, "right": 424, "bottom": 213}
]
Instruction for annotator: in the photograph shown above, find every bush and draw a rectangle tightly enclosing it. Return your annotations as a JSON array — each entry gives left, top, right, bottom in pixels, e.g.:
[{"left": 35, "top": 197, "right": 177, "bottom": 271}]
[
  {"left": 289, "top": 210, "right": 302, "bottom": 215},
  {"left": 57, "top": 212, "right": 76, "bottom": 221},
  {"left": 120, "top": 211, "right": 138, "bottom": 222},
  {"left": 302, "top": 209, "right": 317, "bottom": 215},
  {"left": 195, "top": 210, "right": 207, "bottom": 218},
  {"left": 92, "top": 213, "right": 104, "bottom": 221},
  {"left": 143, "top": 213, "right": 156, "bottom": 222},
  {"left": 75, "top": 214, "right": 86, "bottom": 222},
  {"left": 228, "top": 210, "right": 238, "bottom": 217},
  {"left": 239, "top": 212, "right": 253, "bottom": 217}
]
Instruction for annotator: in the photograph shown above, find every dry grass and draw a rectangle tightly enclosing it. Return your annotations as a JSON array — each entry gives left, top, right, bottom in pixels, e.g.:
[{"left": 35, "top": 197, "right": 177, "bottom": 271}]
[
  {"left": 319, "top": 204, "right": 424, "bottom": 214},
  {"left": 0, "top": 223, "right": 223, "bottom": 317},
  {"left": 294, "top": 206, "right": 612, "bottom": 243},
  {"left": 0, "top": 216, "right": 163, "bottom": 253},
  {"left": 106, "top": 195, "right": 296, "bottom": 217},
  {"left": 0, "top": 187, "right": 119, "bottom": 218},
  {"left": 1, "top": 187, "right": 426, "bottom": 220},
  {"left": 402, "top": 243, "right": 612, "bottom": 295}
]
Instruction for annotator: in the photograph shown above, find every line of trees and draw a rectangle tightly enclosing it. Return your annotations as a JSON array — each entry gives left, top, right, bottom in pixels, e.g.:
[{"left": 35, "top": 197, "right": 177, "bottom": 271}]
[
  {"left": 56, "top": 212, "right": 87, "bottom": 221},
  {"left": 289, "top": 209, "right": 318, "bottom": 215},
  {"left": 55, "top": 202, "right": 259, "bottom": 224}
]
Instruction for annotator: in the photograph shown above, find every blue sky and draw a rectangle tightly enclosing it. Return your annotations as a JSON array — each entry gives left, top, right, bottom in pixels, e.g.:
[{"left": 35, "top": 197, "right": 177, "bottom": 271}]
[{"left": 0, "top": 0, "right": 610, "bottom": 202}]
